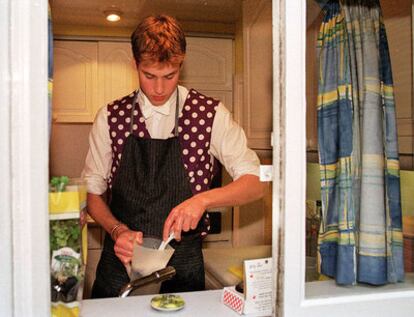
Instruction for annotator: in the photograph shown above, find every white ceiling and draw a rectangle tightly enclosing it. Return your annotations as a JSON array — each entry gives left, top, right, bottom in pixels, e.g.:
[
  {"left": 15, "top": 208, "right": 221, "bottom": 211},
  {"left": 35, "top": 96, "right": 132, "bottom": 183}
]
[{"left": 50, "top": 0, "right": 242, "bottom": 29}]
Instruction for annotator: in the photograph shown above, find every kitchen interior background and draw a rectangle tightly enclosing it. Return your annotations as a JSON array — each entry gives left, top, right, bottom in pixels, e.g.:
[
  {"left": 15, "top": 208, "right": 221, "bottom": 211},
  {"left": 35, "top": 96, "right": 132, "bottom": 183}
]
[
  {"left": 48, "top": 0, "right": 414, "bottom": 299},
  {"left": 49, "top": 0, "right": 273, "bottom": 298}
]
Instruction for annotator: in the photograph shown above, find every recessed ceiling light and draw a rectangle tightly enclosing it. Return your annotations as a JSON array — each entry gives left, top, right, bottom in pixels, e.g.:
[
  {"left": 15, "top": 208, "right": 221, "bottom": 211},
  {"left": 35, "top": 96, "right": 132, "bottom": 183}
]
[{"left": 104, "top": 10, "right": 122, "bottom": 22}]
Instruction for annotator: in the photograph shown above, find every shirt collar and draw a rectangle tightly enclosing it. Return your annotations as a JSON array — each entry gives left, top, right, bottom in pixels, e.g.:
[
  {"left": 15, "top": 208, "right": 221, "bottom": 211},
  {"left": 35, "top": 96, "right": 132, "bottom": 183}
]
[{"left": 138, "top": 90, "right": 177, "bottom": 119}]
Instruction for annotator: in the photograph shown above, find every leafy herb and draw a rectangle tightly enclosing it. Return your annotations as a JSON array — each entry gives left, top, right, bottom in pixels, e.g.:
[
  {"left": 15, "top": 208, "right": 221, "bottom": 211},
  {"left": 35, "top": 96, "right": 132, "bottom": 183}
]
[
  {"left": 50, "top": 176, "right": 69, "bottom": 192},
  {"left": 49, "top": 219, "right": 81, "bottom": 253}
]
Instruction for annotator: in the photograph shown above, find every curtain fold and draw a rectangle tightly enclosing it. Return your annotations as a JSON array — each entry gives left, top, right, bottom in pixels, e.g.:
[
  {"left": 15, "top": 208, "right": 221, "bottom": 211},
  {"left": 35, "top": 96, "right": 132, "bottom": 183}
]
[{"left": 317, "top": 0, "right": 404, "bottom": 285}]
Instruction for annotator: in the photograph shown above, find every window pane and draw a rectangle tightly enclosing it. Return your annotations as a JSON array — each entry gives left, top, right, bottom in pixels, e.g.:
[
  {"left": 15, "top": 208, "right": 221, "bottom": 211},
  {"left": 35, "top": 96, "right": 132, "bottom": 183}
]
[{"left": 305, "top": 0, "right": 414, "bottom": 294}]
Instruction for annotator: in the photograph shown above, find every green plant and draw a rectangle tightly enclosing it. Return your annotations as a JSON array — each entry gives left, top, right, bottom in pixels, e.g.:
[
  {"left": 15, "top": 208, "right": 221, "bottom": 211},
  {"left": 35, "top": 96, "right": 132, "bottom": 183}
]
[
  {"left": 50, "top": 176, "right": 69, "bottom": 192},
  {"left": 49, "top": 219, "right": 81, "bottom": 253}
]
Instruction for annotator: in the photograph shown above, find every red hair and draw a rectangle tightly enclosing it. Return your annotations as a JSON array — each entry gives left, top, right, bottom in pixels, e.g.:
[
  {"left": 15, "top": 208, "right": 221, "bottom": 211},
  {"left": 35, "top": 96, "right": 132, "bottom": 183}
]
[{"left": 131, "top": 15, "right": 186, "bottom": 65}]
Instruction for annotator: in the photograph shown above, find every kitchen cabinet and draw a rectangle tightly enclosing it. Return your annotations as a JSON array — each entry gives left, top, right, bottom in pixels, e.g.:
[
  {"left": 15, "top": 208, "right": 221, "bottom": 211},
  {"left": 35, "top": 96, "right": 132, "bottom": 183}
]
[
  {"left": 53, "top": 40, "right": 137, "bottom": 123},
  {"left": 227, "top": 1, "right": 273, "bottom": 248},
  {"left": 53, "top": 41, "right": 98, "bottom": 122},
  {"left": 233, "top": 157, "right": 272, "bottom": 247},
  {"left": 305, "top": 0, "right": 322, "bottom": 155},
  {"left": 52, "top": 38, "right": 234, "bottom": 123},
  {"left": 241, "top": 0, "right": 273, "bottom": 150},
  {"left": 83, "top": 222, "right": 104, "bottom": 299},
  {"left": 381, "top": 0, "right": 413, "bottom": 168},
  {"left": 180, "top": 37, "right": 234, "bottom": 112},
  {"left": 97, "top": 41, "right": 139, "bottom": 108}
]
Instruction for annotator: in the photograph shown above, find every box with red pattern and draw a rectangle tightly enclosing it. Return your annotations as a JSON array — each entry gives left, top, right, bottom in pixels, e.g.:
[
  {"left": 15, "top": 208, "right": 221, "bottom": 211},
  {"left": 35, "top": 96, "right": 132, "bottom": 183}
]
[
  {"left": 221, "top": 257, "right": 272, "bottom": 316},
  {"left": 222, "top": 287, "right": 244, "bottom": 314}
]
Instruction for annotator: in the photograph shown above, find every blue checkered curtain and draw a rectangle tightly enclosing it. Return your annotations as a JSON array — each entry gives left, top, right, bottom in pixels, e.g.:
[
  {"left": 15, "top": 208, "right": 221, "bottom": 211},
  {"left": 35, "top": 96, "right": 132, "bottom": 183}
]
[{"left": 317, "top": 0, "right": 404, "bottom": 285}]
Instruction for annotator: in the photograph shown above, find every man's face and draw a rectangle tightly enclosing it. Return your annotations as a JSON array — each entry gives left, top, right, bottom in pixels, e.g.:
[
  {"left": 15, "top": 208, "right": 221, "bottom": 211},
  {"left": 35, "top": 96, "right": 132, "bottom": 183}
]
[{"left": 137, "top": 61, "right": 181, "bottom": 106}]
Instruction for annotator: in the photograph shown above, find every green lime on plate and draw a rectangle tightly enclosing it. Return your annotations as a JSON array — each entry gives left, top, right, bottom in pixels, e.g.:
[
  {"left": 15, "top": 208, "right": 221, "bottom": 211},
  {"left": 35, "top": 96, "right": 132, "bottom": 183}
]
[{"left": 150, "top": 294, "right": 185, "bottom": 312}]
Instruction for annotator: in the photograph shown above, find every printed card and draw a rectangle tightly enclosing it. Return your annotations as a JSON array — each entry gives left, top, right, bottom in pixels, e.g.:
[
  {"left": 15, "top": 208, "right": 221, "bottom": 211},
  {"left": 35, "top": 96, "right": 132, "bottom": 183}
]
[{"left": 243, "top": 257, "right": 273, "bottom": 316}]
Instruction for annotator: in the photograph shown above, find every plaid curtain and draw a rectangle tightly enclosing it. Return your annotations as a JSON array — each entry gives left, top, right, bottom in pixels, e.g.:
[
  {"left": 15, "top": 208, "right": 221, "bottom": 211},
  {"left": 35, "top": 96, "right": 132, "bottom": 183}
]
[{"left": 317, "top": 0, "right": 404, "bottom": 285}]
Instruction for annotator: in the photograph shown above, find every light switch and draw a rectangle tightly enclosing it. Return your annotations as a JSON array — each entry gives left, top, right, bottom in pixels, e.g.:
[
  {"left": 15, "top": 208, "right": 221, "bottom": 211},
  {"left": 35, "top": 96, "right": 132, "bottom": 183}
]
[{"left": 260, "top": 165, "right": 273, "bottom": 182}]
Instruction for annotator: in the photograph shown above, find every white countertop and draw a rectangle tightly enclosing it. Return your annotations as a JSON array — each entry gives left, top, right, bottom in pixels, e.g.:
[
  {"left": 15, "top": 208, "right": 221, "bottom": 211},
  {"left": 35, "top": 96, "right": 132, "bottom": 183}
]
[{"left": 81, "top": 290, "right": 242, "bottom": 317}]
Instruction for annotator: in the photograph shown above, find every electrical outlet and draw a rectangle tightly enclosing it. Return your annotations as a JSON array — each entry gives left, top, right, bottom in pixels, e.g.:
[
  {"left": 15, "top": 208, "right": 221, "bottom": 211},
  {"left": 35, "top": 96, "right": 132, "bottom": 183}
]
[{"left": 260, "top": 165, "right": 273, "bottom": 182}]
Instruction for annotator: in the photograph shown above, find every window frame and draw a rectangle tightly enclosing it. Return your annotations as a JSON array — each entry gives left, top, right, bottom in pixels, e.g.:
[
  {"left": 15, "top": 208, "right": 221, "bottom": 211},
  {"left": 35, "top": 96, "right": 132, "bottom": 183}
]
[
  {"left": 276, "top": 0, "right": 414, "bottom": 316},
  {"left": 1, "top": 0, "right": 50, "bottom": 316},
  {"left": 2, "top": 0, "right": 414, "bottom": 316}
]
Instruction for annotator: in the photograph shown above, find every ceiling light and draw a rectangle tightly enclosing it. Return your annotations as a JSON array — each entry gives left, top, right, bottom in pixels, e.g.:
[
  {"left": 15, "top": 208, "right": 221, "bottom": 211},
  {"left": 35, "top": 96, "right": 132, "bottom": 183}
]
[{"left": 105, "top": 10, "right": 122, "bottom": 22}]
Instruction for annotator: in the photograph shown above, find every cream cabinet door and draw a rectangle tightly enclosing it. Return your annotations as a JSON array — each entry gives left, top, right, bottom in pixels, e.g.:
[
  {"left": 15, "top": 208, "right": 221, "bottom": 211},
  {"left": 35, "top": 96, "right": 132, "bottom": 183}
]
[
  {"left": 242, "top": 0, "right": 273, "bottom": 149},
  {"left": 53, "top": 41, "right": 98, "bottom": 122},
  {"left": 180, "top": 37, "right": 233, "bottom": 91},
  {"left": 98, "top": 41, "right": 139, "bottom": 107},
  {"left": 180, "top": 37, "right": 234, "bottom": 113}
]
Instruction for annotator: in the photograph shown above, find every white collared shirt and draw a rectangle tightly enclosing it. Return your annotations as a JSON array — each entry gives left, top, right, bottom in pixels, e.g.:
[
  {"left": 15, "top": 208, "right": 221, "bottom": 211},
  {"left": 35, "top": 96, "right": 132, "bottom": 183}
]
[
  {"left": 82, "top": 86, "right": 260, "bottom": 195},
  {"left": 138, "top": 87, "right": 179, "bottom": 139}
]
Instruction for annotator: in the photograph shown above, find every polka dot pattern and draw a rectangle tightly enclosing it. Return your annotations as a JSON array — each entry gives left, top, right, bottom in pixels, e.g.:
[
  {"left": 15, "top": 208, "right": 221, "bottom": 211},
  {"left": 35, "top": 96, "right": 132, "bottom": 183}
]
[
  {"left": 177, "top": 89, "right": 219, "bottom": 195},
  {"left": 107, "top": 91, "right": 150, "bottom": 187},
  {"left": 107, "top": 89, "right": 220, "bottom": 236}
]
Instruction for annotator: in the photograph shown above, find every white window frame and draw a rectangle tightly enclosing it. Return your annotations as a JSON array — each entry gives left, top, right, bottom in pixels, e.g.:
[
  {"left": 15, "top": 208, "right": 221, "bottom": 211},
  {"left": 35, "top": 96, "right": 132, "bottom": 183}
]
[
  {"left": 278, "top": 0, "right": 414, "bottom": 316},
  {"left": 0, "top": 0, "right": 50, "bottom": 316},
  {"left": 2, "top": 0, "right": 414, "bottom": 316}
]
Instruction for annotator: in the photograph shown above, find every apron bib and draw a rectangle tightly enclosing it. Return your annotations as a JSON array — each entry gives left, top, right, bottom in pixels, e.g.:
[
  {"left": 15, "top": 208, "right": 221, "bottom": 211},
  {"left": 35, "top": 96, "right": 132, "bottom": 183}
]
[{"left": 91, "top": 91, "right": 205, "bottom": 298}]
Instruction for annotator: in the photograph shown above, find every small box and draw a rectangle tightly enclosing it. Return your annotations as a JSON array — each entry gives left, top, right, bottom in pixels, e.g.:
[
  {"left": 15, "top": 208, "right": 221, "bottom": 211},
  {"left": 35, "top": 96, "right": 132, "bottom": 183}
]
[
  {"left": 222, "top": 257, "right": 273, "bottom": 316},
  {"left": 222, "top": 286, "right": 245, "bottom": 314}
]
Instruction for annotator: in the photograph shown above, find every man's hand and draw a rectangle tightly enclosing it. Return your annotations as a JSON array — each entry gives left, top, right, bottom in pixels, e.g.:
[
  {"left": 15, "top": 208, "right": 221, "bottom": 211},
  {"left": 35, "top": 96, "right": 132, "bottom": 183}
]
[
  {"left": 113, "top": 228, "right": 143, "bottom": 265},
  {"left": 163, "top": 195, "right": 207, "bottom": 241}
]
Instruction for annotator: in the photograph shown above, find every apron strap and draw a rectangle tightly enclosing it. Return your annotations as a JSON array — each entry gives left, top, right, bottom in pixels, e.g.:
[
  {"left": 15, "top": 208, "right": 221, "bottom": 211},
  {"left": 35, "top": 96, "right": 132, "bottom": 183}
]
[
  {"left": 129, "top": 90, "right": 139, "bottom": 134},
  {"left": 173, "top": 88, "right": 179, "bottom": 137}
]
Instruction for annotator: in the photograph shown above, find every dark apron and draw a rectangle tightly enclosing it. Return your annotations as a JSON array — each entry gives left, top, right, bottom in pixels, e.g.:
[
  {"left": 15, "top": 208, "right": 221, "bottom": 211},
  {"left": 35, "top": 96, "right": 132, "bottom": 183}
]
[{"left": 91, "top": 91, "right": 205, "bottom": 298}]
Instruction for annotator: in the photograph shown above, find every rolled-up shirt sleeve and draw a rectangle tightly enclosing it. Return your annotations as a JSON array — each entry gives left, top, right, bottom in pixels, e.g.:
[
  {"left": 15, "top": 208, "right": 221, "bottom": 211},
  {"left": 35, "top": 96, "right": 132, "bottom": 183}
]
[
  {"left": 210, "top": 103, "right": 260, "bottom": 180},
  {"left": 81, "top": 106, "right": 113, "bottom": 195}
]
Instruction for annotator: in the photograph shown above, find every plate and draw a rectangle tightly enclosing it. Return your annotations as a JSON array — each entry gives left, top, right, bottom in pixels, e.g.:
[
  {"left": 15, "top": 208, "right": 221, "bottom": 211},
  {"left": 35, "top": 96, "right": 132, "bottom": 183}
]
[{"left": 150, "top": 294, "right": 185, "bottom": 312}]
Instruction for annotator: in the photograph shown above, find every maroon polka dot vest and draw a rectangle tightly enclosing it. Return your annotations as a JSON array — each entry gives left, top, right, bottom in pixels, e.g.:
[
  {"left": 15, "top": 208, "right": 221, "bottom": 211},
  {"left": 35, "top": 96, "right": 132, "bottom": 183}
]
[{"left": 107, "top": 89, "right": 220, "bottom": 197}]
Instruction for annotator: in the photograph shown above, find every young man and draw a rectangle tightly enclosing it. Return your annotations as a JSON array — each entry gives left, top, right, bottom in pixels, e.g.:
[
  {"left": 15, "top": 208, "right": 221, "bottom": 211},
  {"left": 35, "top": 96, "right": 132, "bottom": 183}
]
[{"left": 82, "top": 14, "right": 265, "bottom": 298}]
